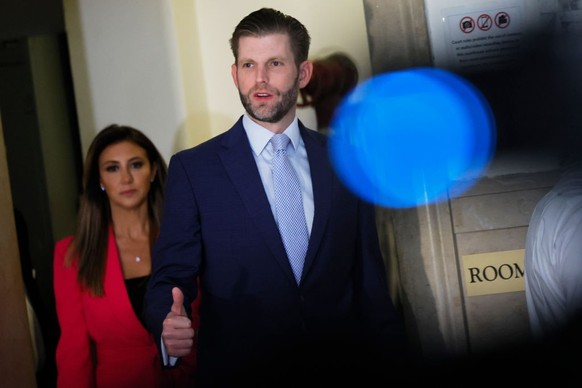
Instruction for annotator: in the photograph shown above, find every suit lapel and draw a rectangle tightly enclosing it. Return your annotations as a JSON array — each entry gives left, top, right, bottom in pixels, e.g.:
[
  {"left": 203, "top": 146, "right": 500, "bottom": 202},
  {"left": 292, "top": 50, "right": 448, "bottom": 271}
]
[
  {"left": 218, "top": 119, "right": 297, "bottom": 283},
  {"left": 218, "top": 119, "right": 334, "bottom": 286},
  {"left": 300, "top": 124, "right": 333, "bottom": 281}
]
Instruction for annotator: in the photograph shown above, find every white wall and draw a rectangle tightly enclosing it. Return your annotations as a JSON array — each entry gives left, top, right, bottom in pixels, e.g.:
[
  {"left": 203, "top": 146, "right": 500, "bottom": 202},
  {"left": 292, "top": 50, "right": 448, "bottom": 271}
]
[
  {"left": 64, "top": 0, "right": 185, "bottom": 163},
  {"left": 65, "top": 0, "right": 371, "bottom": 163}
]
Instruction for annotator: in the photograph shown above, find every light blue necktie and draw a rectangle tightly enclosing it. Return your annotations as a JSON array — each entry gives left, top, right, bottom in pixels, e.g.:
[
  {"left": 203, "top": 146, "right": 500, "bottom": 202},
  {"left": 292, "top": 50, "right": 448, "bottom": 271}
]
[{"left": 271, "top": 134, "right": 309, "bottom": 284}]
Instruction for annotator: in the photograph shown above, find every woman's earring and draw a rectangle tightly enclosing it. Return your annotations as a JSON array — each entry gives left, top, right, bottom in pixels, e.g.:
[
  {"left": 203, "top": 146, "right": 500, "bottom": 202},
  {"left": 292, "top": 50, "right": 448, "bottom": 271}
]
[{"left": 100, "top": 183, "right": 105, "bottom": 192}]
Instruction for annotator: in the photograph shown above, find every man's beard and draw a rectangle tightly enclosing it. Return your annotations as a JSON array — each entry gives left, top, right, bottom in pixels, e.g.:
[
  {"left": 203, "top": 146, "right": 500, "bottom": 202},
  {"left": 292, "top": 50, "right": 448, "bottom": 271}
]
[{"left": 239, "top": 76, "right": 300, "bottom": 123}]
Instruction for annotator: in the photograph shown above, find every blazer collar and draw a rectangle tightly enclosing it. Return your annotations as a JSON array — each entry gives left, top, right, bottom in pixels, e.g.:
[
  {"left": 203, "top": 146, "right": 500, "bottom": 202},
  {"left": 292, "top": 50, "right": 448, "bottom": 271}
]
[{"left": 300, "top": 124, "right": 333, "bottom": 283}]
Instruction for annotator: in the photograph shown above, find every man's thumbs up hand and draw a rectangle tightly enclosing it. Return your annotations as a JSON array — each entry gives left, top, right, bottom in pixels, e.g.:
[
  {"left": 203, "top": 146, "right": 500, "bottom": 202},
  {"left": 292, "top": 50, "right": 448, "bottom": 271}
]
[{"left": 162, "top": 287, "right": 194, "bottom": 357}]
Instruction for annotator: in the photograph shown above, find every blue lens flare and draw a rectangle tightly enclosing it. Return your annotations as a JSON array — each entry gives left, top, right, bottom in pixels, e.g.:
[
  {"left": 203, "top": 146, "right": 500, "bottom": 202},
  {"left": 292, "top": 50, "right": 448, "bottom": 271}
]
[{"left": 329, "top": 67, "right": 496, "bottom": 208}]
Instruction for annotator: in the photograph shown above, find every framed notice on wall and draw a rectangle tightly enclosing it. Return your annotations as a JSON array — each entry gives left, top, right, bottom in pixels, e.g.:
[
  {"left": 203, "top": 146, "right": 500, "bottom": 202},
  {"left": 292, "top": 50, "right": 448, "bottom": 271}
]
[{"left": 424, "top": 0, "right": 560, "bottom": 74}]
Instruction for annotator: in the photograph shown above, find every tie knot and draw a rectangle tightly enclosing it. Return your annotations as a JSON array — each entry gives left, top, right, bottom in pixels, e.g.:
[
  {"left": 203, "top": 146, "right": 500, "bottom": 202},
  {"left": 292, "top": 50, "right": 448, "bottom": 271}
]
[{"left": 271, "top": 134, "right": 291, "bottom": 152}]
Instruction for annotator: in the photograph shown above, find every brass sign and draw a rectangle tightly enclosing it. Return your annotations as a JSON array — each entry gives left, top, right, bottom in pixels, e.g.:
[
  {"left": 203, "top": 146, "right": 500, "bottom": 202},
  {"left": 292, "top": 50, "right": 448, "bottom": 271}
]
[{"left": 462, "top": 249, "right": 525, "bottom": 296}]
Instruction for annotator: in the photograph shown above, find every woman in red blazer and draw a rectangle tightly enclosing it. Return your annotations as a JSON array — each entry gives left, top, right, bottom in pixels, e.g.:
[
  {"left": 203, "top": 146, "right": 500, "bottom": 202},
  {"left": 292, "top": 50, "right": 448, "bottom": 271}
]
[{"left": 53, "top": 124, "right": 198, "bottom": 388}]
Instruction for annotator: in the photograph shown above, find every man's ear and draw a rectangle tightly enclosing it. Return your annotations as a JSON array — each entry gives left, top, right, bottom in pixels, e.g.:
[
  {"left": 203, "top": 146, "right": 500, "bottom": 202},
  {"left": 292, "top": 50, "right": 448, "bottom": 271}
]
[
  {"left": 298, "top": 60, "right": 313, "bottom": 88},
  {"left": 231, "top": 63, "right": 239, "bottom": 88}
]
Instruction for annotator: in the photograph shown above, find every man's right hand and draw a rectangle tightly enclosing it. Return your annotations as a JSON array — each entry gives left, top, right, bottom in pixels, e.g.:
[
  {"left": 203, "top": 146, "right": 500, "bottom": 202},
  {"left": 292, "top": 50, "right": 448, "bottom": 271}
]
[{"left": 162, "top": 287, "right": 195, "bottom": 357}]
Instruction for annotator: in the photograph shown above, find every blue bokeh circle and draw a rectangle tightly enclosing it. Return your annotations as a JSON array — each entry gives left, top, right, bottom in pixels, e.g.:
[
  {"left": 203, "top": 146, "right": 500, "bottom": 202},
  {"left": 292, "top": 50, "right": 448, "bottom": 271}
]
[{"left": 328, "top": 67, "right": 496, "bottom": 208}]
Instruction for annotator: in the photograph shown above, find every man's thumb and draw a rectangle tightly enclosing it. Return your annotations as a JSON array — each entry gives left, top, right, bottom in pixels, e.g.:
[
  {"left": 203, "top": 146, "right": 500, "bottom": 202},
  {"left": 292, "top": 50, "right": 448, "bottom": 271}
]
[{"left": 171, "top": 287, "right": 185, "bottom": 316}]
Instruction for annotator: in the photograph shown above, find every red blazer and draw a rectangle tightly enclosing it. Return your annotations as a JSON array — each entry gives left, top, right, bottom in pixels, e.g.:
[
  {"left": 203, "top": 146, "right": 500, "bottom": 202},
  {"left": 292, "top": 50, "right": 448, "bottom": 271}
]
[{"left": 54, "top": 228, "right": 198, "bottom": 388}]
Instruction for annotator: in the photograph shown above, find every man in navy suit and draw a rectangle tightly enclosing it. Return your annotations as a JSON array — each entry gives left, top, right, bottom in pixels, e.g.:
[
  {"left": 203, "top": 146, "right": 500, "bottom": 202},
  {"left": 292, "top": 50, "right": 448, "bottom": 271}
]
[{"left": 144, "top": 7, "right": 405, "bottom": 386}]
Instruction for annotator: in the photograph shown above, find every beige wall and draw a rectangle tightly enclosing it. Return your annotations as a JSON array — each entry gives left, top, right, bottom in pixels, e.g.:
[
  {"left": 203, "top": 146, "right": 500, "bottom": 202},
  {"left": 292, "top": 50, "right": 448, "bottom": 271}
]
[{"left": 64, "top": 0, "right": 372, "bottom": 163}]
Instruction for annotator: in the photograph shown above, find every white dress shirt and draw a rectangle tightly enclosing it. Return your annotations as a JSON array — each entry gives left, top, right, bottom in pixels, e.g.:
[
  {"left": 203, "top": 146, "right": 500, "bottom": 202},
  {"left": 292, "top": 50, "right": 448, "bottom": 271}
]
[
  {"left": 242, "top": 113, "right": 314, "bottom": 234},
  {"left": 525, "top": 164, "right": 582, "bottom": 338}
]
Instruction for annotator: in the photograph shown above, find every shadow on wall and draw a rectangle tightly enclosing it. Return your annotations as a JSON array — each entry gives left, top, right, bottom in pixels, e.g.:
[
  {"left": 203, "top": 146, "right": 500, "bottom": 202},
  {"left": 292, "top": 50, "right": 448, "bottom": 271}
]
[{"left": 14, "top": 208, "right": 58, "bottom": 387}]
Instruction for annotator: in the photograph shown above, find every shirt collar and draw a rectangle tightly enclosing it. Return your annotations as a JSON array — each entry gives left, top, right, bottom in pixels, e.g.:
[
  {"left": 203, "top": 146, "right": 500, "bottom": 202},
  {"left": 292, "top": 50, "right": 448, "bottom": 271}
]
[{"left": 243, "top": 114, "right": 301, "bottom": 156}]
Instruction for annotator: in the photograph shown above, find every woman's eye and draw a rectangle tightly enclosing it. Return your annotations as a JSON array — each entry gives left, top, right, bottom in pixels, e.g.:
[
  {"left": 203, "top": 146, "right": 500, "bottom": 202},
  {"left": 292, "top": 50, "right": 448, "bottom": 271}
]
[
  {"left": 131, "top": 161, "right": 144, "bottom": 169},
  {"left": 105, "top": 165, "right": 118, "bottom": 172}
]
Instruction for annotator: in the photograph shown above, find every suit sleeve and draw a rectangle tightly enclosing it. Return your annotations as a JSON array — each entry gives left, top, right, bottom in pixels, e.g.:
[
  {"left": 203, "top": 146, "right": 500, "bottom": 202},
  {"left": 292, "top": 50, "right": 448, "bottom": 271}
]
[
  {"left": 53, "top": 237, "right": 95, "bottom": 388},
  {"left": 144, "top": 153, "right": 201, "bottom": 356}
]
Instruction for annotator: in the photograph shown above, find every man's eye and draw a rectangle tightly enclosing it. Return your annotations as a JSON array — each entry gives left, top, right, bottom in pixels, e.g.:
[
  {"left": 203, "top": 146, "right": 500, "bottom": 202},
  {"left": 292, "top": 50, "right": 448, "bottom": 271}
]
[
  {"left": 242, "top": 63, "right": 253, "bottom": 68},
  {"left": 271, "top": 61, "right": 281, "bottom": 67}
]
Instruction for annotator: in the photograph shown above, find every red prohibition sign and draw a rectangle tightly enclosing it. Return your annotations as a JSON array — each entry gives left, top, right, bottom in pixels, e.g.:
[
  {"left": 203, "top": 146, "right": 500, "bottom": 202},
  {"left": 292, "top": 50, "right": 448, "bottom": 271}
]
[
  {"left": 495, "top": 11, "right": 510, "bottom": 28},
  {"left": 478, "top": 14, "right": 492, "bottom": 31},
  {"left": 460, "top": 16, "right": 475, "bottom": 33}
]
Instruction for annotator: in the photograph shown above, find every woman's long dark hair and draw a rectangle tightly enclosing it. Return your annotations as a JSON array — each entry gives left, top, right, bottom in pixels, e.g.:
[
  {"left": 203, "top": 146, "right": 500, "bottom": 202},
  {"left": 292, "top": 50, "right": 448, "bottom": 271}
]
[{"left": 66, "top": 124, "right": 167, "bottom": 296}]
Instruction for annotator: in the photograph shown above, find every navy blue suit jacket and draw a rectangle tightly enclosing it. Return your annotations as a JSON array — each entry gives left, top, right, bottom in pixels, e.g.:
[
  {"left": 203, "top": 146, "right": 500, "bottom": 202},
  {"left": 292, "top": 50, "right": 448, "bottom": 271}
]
[{"left": 144, "top": 117, "right": 404, "bottom": 385}]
